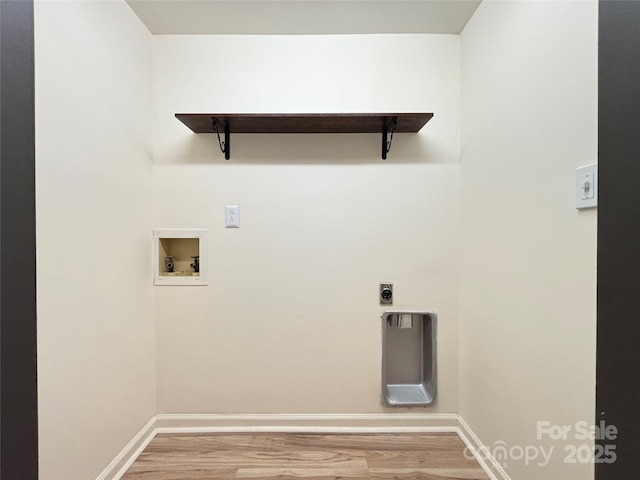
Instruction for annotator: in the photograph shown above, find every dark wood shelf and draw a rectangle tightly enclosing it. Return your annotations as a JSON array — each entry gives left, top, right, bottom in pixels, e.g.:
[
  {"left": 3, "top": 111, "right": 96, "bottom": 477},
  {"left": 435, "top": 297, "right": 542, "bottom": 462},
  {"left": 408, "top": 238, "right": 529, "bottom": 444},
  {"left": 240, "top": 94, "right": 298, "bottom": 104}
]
[
  {"left": 175, "top": 113, "right": 434, "bottom": 160},
  {"left": 175, "top": 113, "right": 433, "bottom": 134}
]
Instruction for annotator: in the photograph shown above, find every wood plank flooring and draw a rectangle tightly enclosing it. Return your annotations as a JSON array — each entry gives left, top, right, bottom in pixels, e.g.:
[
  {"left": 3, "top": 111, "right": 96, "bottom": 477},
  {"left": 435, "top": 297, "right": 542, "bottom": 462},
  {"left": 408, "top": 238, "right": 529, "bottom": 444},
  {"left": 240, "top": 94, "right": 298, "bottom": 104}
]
[{"left": 121, "top": 433, "right": 489, "bottom": 480}]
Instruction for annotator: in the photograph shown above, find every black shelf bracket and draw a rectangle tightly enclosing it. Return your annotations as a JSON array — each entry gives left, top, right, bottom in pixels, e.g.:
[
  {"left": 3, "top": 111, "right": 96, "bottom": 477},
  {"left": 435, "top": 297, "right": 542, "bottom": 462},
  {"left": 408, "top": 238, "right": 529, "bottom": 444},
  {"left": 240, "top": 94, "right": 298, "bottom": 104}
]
[
  {"left": 382, "top": 117, "right": 398, "bottom": 160},
  {"left": 212, "top": 117, "right": 230, "bottom": 160}
]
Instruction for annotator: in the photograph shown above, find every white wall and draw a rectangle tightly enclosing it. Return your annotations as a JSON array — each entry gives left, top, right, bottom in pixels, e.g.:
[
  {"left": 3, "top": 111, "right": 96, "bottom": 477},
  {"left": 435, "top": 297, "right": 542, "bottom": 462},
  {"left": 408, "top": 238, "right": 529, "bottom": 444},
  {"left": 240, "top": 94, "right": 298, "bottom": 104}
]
[
  {"left": 34, "top": 2, "right": 599, "bottom": 476},
  {"left": 35, "top": 2, "right": 154, "bottom": 479},
  {"left": 460, "top": 1, "right": 597, "bottom": 479},
  {"left": 152, "top": 35, "right": 461, "bottom": 414}
]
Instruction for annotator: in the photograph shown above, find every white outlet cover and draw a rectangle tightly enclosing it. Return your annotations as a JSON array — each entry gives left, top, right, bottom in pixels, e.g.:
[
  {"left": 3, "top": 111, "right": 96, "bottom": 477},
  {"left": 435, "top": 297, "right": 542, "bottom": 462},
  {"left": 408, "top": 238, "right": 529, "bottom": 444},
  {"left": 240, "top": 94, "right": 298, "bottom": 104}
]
[
  {"left": 576, "top": 164, "right": 598, "bottom": 210},
  {"left": 225, "top": 205, "right": 240, "bottom": 228}
]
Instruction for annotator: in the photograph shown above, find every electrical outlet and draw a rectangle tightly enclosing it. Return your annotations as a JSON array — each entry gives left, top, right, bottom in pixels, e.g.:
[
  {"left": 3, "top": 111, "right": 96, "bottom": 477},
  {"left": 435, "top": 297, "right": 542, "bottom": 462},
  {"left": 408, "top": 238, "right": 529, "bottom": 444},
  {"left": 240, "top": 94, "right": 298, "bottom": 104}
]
[
  {"left": 380, "top": 283, "right": 393, "bottom": 305},
  {"left": 225, "top": 205, "right": 240, "bottom": 228}
]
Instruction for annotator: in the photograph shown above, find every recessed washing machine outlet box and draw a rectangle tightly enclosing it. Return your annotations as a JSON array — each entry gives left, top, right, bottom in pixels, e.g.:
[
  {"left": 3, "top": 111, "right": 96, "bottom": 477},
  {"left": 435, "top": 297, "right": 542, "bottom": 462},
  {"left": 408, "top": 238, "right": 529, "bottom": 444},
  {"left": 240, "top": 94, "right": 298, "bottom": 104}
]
[{"left": 153, "top": 229, "right": 208, "bottom": 286}]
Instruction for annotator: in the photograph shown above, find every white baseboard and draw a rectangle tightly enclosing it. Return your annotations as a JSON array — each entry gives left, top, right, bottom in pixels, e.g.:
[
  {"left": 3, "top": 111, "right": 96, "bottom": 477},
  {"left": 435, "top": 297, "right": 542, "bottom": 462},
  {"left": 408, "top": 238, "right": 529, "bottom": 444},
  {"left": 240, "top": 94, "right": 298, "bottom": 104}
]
[
  {"left": 97, "top": 413, "right": 510, "bottom": 480},
  {"left": 96, "top": 416, "right": 157, "bottom": 480},
  {"left": 457, "top": 416, "right": 512, "bottom": 480},
  {"left": 155, "top": 413, "right": 459, "bottom": 434}
]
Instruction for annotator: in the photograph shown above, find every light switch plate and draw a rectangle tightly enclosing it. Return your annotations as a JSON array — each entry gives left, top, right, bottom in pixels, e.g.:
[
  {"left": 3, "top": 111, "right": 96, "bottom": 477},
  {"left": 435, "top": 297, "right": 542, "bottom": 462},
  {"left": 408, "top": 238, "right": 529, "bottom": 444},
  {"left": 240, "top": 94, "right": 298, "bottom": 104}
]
[
  {"left": 225, "top": 205, "right": 240, "bottom": 228},
  {"left": 576, "top": 164, "right": 598, "bottom": 210}
]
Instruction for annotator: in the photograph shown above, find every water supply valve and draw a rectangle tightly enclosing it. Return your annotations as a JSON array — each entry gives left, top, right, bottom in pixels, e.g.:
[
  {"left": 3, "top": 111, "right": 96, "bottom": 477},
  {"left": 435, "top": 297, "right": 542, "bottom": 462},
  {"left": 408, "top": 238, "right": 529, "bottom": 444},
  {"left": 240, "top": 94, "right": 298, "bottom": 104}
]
[{"left": 164, "top": 256, "right": 175, "bottom": 273}]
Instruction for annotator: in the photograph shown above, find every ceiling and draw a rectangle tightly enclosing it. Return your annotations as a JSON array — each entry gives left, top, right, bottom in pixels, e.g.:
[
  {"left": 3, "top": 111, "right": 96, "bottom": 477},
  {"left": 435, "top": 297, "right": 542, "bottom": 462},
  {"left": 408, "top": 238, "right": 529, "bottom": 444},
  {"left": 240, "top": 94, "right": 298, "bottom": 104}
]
[{"left": 126, "top": 0, "right": 482, "bottom": 35}]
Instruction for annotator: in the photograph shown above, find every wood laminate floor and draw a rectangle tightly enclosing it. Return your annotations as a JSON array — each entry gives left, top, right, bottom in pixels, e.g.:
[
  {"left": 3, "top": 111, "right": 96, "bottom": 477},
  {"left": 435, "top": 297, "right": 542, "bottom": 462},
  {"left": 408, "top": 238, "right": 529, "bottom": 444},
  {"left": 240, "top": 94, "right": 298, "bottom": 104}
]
[{"left": 121, "top": 433, "right": 490, "bottom": 480}]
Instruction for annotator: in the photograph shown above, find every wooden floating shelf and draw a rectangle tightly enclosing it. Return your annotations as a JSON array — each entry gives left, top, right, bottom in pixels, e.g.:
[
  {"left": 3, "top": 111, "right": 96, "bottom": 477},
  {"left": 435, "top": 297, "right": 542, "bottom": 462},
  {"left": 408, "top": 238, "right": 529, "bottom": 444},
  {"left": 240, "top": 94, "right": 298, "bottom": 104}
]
[
  {"left": 175, "top": 113, "right": 434, "bottom": 160},
  {"left": 175, "top": 113, "right": 433, "bottom": 134}
]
